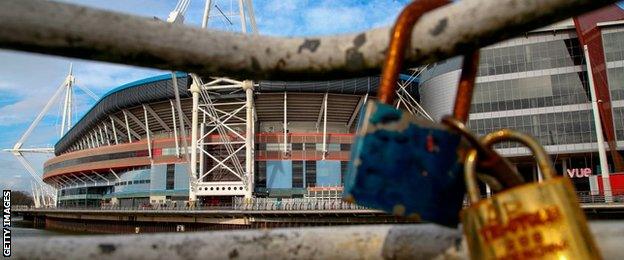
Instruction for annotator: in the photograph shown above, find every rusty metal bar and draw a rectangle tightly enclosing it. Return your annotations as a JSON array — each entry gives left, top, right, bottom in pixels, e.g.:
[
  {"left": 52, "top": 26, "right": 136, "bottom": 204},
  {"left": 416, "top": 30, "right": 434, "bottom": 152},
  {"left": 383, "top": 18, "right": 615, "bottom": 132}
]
[
  {"left": 0, "top": 0, "right": 618, "bottom": 80},
  {"left": 378, "top": 0, "right": 449, "bottom": 104},
  {"left": 452, "top": 51, "right": 479, "bottom": 123},
  {"left": 11, "top": 222, "right": 624, "bottom": 259}
]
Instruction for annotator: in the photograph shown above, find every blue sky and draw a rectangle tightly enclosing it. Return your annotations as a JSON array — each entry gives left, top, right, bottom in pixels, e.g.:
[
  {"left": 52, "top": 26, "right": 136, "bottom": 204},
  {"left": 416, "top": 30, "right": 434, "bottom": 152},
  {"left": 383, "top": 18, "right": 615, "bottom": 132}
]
[{"left": 0, "top": 0, "right": 410, "bottom": 192}]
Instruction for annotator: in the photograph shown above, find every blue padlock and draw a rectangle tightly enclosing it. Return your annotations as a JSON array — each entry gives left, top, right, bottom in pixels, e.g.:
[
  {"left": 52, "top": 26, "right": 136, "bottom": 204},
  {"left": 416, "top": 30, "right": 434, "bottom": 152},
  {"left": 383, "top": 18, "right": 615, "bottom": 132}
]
[
  {"left": 343, "top": 0, "right": 467, "bottom": 227},
  {"left": 344, "top": 101, "right": 465, "bottom": 227}
]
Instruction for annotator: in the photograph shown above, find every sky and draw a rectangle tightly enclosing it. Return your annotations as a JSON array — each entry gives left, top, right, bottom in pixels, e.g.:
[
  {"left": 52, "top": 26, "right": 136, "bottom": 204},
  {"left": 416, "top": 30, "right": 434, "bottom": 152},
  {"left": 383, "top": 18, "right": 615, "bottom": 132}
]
[{"left": 0, "top": 0, "right": 410, "bottom": 193}]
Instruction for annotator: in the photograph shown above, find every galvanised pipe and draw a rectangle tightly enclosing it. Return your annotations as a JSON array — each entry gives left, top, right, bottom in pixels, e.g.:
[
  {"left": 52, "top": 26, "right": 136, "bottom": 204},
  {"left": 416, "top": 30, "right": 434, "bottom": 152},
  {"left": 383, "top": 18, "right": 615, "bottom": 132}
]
[
  {"left": 11, "top": 222, "right": 624, "bottom": 259},
  {"left": 0, "top": 0, "right": 618, "bottom": 80}
]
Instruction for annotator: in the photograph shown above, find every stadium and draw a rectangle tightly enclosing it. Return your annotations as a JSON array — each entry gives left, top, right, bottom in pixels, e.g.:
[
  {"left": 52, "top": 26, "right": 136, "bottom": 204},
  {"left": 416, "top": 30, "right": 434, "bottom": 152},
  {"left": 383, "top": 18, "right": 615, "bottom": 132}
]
[
  {"left": 42, "top": 73, "right": 421, "bottom": 207},
  {"left": 38, "top": 1, "right": 624, "bottom": 208}
]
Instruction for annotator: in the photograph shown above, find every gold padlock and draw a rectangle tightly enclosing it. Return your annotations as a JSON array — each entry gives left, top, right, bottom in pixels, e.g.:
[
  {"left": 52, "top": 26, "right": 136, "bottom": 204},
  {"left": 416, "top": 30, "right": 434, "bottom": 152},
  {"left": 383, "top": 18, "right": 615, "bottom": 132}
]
[{"left": 462, "top": 129, "right": 601, "bottom": 260}]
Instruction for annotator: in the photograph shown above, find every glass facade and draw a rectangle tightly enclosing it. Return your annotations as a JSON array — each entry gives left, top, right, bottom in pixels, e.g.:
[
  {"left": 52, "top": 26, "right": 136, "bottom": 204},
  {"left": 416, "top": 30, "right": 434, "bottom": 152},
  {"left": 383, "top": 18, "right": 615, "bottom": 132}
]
[
  {"left": 471, "top": 72, "right": 590, "bottom": 113},
  {"left": 477, "top": 38, "right": 584, "bottom": 77},
  {"left": 465, "top": 32, "right": 602, "bottom": 149},
  {"left": 609, "top": 67, "right": 624, "bottom": 100},
  {"left": 469, "top": 110, "right": 597, "bottom": 148},
  {"left": 166, "top": 164, "right": 175, "bottom": 190},
  {"left": 613, "top": 107, "right": 624, "bottom": 141},
  {"left": 292, "top": 161, "right": 304, "bottom": 188},
  {"left": 305, "top": 161, "right": 316, "bottom": 187},
  {"left": 604, "top": 29, "right": 624, "bottom": 142},
  {"left": 603, "top": 31, "right": 624, "bottom": 62},
  {"left": 114, "top": 179, "right": 150, "bottom": 186}
]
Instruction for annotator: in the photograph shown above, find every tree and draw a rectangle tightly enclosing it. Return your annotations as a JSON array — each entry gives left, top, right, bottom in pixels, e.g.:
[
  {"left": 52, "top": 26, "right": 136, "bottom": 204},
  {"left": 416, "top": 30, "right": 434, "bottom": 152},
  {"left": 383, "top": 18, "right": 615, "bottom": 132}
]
[{"left": 10, "top": 190, "right": 34, "bottom": 206}]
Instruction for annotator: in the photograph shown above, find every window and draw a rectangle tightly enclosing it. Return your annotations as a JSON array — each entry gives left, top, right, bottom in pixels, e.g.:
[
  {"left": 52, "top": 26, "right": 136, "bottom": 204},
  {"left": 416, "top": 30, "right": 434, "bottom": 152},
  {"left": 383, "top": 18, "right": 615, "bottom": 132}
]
[
  {"left": 340, "top": 161, "right": 349, "bottom": 184},
  {"left": 166, "top": 164, "right": 175, "bottom": 190},
  {"left": 305, "top": 161, "right": 316, "bottom": 187},
  {"left": 292, "top": 143, "right": 303, "bottom": 150},
  {"left": 292, "top": 161, "right": 304, "bottom": 188},
  {"left": 603, "top": 31, "right": 624, "bottom": 62},
  {"left": 477, "top": 38, "right": 584, "bottom": 77},
  {"left": 255, "top": 161, "right": 266, "bottom": 188},
  {"left": 44, "top": 149, "right": 151, "bottom": 173},
  {"left": 304, "top": 143, "right": 316, "bottom": 150}
]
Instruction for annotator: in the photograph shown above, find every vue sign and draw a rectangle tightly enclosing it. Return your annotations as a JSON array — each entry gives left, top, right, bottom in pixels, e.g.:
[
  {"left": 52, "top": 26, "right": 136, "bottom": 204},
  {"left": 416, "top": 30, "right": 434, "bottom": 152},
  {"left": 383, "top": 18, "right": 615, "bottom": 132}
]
[{"left": 566, "top": 168, "right": 592, "bottom": 178}]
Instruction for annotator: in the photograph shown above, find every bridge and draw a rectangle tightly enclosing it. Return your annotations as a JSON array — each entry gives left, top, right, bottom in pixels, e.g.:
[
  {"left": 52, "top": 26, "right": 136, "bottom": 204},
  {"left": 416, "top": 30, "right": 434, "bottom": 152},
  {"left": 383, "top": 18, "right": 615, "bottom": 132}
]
[{"left": 15, "top": 204, "right": 411, "bottom": 233}]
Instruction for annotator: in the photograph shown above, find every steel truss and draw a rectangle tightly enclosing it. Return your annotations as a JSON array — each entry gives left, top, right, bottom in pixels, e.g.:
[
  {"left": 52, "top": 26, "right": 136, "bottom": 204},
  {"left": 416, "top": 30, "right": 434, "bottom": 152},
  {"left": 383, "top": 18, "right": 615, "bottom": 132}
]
[
  {"left": 395, "top": 67, "right": 434, "bottom": 121},
  {"left": 3, "top": 64, "right": 99, "bottom": 208},
  {"left": 189, "top": 76, "right": 254, "bottom": 199}
]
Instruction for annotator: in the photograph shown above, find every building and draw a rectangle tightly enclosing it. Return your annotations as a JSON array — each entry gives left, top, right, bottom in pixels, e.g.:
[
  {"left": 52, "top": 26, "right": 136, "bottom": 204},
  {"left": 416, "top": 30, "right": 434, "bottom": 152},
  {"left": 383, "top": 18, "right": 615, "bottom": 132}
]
[
  {"left": 418, "top": 5, "right": 624, "bottom": 195},
  {"left": 42, "top": 72, "right": 422, "bottom": 207}
]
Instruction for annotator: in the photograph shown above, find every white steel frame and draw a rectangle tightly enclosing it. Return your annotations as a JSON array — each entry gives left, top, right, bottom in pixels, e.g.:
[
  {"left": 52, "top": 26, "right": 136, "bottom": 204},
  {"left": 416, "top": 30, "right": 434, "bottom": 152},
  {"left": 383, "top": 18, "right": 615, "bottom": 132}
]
[
  {"left": 188, "top": 0, "right": 258, "bottom": 201},
  {"left": 395, "top": 67, "right": 434, "bottom": 121},
  {"left": 3, "top": 64, "right": 99, "bottom": 208},
  {"left": 189, "top": 76, "right": 255, "bottom": 199}
]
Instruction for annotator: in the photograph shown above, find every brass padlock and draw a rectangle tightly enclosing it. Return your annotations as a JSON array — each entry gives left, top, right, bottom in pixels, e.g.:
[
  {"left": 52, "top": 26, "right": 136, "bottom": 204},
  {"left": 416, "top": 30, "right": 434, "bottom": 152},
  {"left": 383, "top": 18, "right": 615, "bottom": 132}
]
[{"left": 462, "top": 129, "right": 600, "bottom": 259}]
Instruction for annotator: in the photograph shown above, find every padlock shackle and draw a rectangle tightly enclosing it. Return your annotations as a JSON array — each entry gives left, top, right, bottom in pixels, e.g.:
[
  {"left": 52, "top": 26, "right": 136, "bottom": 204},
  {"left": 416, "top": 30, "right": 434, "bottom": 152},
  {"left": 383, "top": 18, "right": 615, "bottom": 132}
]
[
  {"left": 464, "top": 129, "right": 556, "bottom": 203},
  {"left": 453, "top": 51, "right": 480, "bottom": 123},
  {"left": 481, "top": 129, "right": 556, "bottom": 179},
  {"left": 464, "top": 149, "right": 481, "bottom": 203},
  {"left": 378, "top": 0, "right": 450, "bottom": 104}
]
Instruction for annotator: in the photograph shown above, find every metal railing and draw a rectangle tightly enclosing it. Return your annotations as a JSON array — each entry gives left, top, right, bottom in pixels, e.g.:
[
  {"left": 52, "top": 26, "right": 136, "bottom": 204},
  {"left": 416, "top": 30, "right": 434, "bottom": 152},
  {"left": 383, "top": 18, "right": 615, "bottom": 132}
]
[
  {"left": 232, "top": 197, "right": 370, "bottom": 211},
  {"left": 17, "top": 192, "right": 624, "bottom": 212},
  {"left": 463, "top": 191, "right": 624, "bottom": 206},
  {"left": 17, "top": 198, "right": 373, "bottom": 212},
  {"left": 576, "top": 191, "right": 624, "bottom": 204},
  {"left": 0, "top": 0, "right": 618, "bottom": 81}
]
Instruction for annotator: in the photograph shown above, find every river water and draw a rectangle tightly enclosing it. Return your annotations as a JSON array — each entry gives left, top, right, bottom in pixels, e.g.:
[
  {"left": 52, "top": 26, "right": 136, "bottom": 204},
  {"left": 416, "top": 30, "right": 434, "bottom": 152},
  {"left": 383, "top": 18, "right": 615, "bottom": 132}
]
[
  {"left": 12, "top": 217, "right": 90, "bottom": 238},
  {"left": 12, "top": 226, "right": 69, "bottom": 237}
]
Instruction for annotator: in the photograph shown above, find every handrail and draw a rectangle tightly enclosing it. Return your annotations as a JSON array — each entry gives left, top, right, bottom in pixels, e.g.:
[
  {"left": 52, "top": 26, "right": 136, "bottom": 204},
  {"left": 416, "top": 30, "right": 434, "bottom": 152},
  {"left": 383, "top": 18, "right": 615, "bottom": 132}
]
[
  {"left": 15, "top": 192, "right": 624, "bottom": 212},
  {"left": 11, "top": 222, "right": 624, "bottom": 259},
  {"left": 0, "top": 0, "right": 618, "bottom": 80}
]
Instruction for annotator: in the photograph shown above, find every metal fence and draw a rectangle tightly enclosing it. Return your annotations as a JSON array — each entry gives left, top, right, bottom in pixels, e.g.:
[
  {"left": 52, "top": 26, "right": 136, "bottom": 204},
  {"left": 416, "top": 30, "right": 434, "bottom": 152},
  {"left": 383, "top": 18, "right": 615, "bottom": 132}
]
[
  {"left": 14, "top": 198, "right": 374, "bottom": 212},
  {"left": 576, "top": 192, "right": 624, "bottom": 204},
  {"left": 15, "top": 192, "right": 624, "bottom": 212},
  {"left": 232, "top": 197, "right": 370, "bottom": 211}
]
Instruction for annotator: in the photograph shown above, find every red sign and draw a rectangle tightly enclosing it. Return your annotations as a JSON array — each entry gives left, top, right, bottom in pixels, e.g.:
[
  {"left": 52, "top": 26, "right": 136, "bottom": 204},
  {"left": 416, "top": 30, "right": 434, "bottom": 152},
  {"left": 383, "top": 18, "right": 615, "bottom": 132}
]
[{"left": 567, "top": 168, "right": 592, "bottom": 178}]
